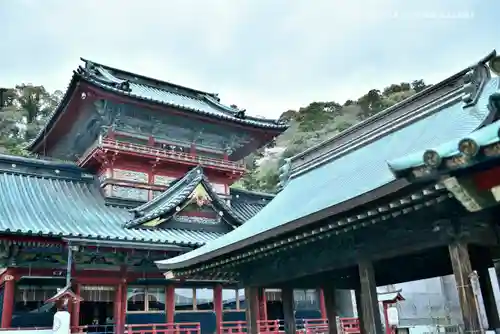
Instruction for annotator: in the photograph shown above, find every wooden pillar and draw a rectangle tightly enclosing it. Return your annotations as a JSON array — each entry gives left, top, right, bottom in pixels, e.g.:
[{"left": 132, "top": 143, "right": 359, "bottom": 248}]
[
  {"left": 166, "top": 284, "right": 175, "bottom": 323},
  {"left": 113, "top": 284, "right": 123, "bottom": 333},
  {"left": 245, "top": 287, "right": 259, "bottom": 334},
  {"left": 120, "top": 282, "right": 127, "bottom": 332},
  {"left": 71, "top": 284, "right": 81, "bottom": 328},
  {"left": 281, "top": 288, "right": 296, "bottom": 334},
  {"left": 322, "top": 286, "right": 338, "bottom": 334},
  {"left": 214, "top": 284, "right": 223, "bottom": 334},
  {"left": 1, "top": 271, "right": 15, "bottom": 328},
  {"left": 358, "top": 260, "right": 383, "bottom": 334},
  {"left": 448, "top": 242, "right": 481, "bottom": 333},
  {"left": 479, "top": 268, "right": 500, "bottom": 329},
  {"left": 354, "top": 289, "right": 366, "bottom": 334},
  {"left": 318, "top": 289, "right": 327, "bottom": 320},
  {"left": 258, "top": 288, "right": 268, "bottom": 321}
]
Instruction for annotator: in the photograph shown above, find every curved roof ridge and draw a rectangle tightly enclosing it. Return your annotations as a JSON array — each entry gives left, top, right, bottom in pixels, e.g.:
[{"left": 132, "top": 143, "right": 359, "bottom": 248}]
[
  {"left": 81, "top": 58, "right": 218, "bottom": 98},
  {"left": 290, "top": 50, "right": 497, "bottom": 168}
]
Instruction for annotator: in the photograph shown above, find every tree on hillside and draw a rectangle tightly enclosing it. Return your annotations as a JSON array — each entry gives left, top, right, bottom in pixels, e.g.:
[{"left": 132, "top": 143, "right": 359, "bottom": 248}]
[
  {"left": 241, "top": 79, "right": 429, "bottom": 193},
  {"left": 0, "top": 84, "right": 62, "bottom": 155}
]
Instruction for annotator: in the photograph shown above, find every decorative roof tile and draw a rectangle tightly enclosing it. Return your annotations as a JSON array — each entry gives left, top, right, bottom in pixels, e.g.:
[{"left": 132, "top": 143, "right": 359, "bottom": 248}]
[
  {"left": 157, "top": 75, "right": 500, "bottom": 270},
  {"left": 124, "top": 166, "right": 246, "bottom": 228}
]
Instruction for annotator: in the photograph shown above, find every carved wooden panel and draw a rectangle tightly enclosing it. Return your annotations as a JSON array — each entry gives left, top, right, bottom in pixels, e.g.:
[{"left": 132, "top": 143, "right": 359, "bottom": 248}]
[
  {"left": 107, "top": 100, "right": 254, "bottom": 152},
  {"left": 103, "top": 184, "right": 149, "bottom": 201},
  {"left": 154, "top": 175, "right": 176, "bottom": 186},
  {"left": 113, "top": 168, "right": 148, "bottom": 183},
  {"left": 98, "top": 168, "right": 112, "bottom": 183}
]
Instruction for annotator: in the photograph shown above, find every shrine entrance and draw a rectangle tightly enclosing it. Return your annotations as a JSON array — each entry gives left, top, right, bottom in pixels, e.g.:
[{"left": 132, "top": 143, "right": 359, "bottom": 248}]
[{"left": 79, "top": 285, "right": 115, "bottom": 329}]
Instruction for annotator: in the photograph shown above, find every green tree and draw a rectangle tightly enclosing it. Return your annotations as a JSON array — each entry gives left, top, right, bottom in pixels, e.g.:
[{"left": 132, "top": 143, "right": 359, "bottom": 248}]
[
  {"left": 0, "top": 84, "right": 62, "bottom": 155},
  {"left": 237, "top": 79, "right": 429, "bottom": 193}
]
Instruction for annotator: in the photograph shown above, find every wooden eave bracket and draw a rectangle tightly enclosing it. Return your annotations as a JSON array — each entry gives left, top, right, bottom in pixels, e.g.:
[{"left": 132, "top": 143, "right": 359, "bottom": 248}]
[{"left": 441, "top": 176, "right": 496, "bottom": 212}]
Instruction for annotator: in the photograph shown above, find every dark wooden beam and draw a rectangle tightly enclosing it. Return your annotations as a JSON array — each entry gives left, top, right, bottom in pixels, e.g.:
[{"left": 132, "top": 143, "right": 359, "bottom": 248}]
[
  {"left": 358, "top": 260, "right": 383, "bottom": 334},
  {"left": 448, "top": 241, "right": 481, "bottom": 332},
  {"left": 478, "top": 267, "right": 500, "bottom": 329},
  {"left": 245, "top": 287, "right": 259, "bottom": 334},
  {"left": 281, "top": 288, "right": 296, "bottom": 334},
  {"left": 322, "top": 284, "right": 338, "bottom": 334}
]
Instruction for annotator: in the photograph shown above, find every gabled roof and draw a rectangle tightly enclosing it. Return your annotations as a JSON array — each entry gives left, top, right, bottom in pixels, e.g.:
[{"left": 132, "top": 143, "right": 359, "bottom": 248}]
[
  {"left": 28, "top": 59, "right": 287, "bottom": 151},
  {"left": 157, "top": 51, "right": 500, "bottom": 271},
  {"left": 124, "top": 166, "right": 246, "bottom": 228},
  {"left": 0, "top": 155, "right": 272, "bottom": 248},
  {"left": 229, "top": 188, "right": 275, "bottom": 222},
  {"left": 0, "top": 155, "right": 223, "bottom": 247}
]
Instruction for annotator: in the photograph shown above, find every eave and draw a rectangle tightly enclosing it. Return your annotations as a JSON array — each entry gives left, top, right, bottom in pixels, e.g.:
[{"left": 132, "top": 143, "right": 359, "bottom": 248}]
[{"left": 158, "top": 183, "right": 449, "bottom": 277}]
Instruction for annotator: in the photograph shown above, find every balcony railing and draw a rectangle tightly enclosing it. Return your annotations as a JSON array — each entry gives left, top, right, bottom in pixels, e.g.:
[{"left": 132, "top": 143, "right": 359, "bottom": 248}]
[{"left": 79, "top": 139, "right": 246, "bottom": 172}]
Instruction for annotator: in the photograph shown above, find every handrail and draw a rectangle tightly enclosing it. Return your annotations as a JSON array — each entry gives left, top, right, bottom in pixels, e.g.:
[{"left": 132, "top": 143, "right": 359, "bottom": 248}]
[
  {"left": 79, "top": 139, "right": 245, "bottom": 171},
  {"left": 125, "top": 322, "right": 201, "bottom": 334}
]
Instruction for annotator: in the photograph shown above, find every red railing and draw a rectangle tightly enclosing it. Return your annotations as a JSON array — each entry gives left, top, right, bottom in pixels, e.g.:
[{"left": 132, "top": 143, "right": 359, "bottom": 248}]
[
  {"left": 79, "top": 139, "right": 245, "bottom": 172},
  {"left": 221, "top": 318, "right": 359, "bottom": 334},
  {"left": 71, "top": 324, "right": 115, "bottom": 333},
  {"left": 124, "top": 322, "right": 201, "bottom": 334},
  {"left": 0, "top": 327, "right": 51, "bottom": 331},
  {"left": 339, "top": 318, "right": 360, "bottom": 334},
  {"left": 303, "top": 318, "right": 328, "bottom": 334}
]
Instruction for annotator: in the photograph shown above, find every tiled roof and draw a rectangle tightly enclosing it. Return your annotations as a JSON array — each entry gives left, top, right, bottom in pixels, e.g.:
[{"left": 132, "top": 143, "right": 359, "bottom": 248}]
[
  {"left": 0, "top": 156, "right": 223, "bottom": 247},
  {"left": 81, "top": 59, "right": 286, "bottom": 130},
  {"left": 388, "top": 97, "right": 500, "bottom": 175},
  {"left": 229, "top": 188, "right": 274, "bottom": 222},
  {"left": 158, "top": 75, "right": 500, "bottom": 269},
  {"left": 125, "top": 166, "right": 246, "bottom": 228},
  {"left": 27, "top": 59, "right": 288, "bottom": 152}
]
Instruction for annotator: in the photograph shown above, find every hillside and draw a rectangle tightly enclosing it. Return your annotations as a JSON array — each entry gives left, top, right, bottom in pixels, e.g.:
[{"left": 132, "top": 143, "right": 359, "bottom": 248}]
[
  {"left": 0, "top": 80, "right": 429, "bottom": 192},
  {"left": 233, "top": 79, "right": 430, "bottom": 192}
]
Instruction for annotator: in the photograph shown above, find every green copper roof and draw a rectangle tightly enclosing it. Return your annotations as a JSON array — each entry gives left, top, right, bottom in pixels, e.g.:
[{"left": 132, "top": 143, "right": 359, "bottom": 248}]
[
  {"left": 81, "top": 59, "right": 286, "bottom": 129},
  {"left": 125, "top": 166, "right": 246, "bottom": 228},
  {"left": 388, "top": 91, "right": 500, "bottom": 174},
  {"left": 157, "top": 76, "right": 500, "bottom": 270},
  {"left": 27, "top": 59, "right": 288, "bottom": 152},
  {"left": 0, "top": 155, "right": 271, "bottom": 247}
]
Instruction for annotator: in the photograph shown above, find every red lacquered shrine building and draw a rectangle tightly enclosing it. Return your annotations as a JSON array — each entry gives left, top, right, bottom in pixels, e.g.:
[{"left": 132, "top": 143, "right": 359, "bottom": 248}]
[{"left": 0, "top": 59, "right": 288, "bottom": 332}]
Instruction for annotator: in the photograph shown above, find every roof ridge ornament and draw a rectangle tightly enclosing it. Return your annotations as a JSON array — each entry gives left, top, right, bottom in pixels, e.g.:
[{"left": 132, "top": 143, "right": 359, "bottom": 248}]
[
  {"left": 277, "top": 158, "right": 292, "bottom": 191},
  {"left": 489, "top": 55, "right": 500, "bottom": 77},
  {"left": 462, "top": 63, "right": 490, "bottom": 107}
]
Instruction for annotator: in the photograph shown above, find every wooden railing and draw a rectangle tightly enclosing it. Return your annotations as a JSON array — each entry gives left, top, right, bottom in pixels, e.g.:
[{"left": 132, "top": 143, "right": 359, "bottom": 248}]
[
  {"left": 124, "top": 323, "right": 201, "bottom": 334},
  {"left": 338, "top": 318, "right": 360, "bottom": 334},
  {"left": 220, "top": 317, "right": 359, "bottom": 334},
  {"left": 79, "top": 138, "right": 246, "bottom": 172}
]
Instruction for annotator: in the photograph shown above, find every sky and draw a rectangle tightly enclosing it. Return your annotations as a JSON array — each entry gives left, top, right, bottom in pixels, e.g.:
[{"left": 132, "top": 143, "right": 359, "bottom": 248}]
[{"left": 0, "top": 0, "right": 499, "bottom": 119}]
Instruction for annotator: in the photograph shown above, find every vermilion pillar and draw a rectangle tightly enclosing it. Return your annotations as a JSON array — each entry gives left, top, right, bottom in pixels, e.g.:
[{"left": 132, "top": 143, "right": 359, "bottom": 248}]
[
  {"left": 71, "top": 284, "right": 81, "bottom": 328},
  {"left": 258, "top": 288, "right": 268, "bottom": 321},
  {"left": 120, "top": 282, "right": 127, "bottom": 333},
  {"left": 214, "top": 285, "right": 223, "bottom": 334},
  {"left": 114, "top": 284, "right": 123, "bottom": 332},
  {"left": 166, "top": 285, "right": 175, "bottom": 323},
  {"left": 1, "top": 270, "right": 15, "bottom": 328},
  {"left": 318, "top": 289, "right": 327, "bottom": 320}
]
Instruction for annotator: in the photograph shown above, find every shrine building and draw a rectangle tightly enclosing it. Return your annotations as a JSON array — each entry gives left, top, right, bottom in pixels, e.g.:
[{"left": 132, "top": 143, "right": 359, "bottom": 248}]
[
  {"left": 0, "top": 58, "right": 305, "bottom": 332},
  {"left": 158, "top": 50, "right": 500, "bottom": 334}
]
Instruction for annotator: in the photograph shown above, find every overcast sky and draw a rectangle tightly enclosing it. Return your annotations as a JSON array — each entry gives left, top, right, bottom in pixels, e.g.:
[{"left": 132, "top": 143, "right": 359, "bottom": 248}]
[{"left": 0, "top": 0, "right": 498, "bottom": 119}]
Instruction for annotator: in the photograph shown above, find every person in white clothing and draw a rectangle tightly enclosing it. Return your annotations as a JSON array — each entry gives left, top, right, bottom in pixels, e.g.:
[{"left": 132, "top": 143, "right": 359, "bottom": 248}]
[{"left": 53, "top": 299, "right": 71, "bottom": 334}]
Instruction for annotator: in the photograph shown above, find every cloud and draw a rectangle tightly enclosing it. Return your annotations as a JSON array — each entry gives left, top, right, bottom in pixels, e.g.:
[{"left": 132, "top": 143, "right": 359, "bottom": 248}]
[{"left": 0, "top": 0, "right": 498, "bottom": 118}]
